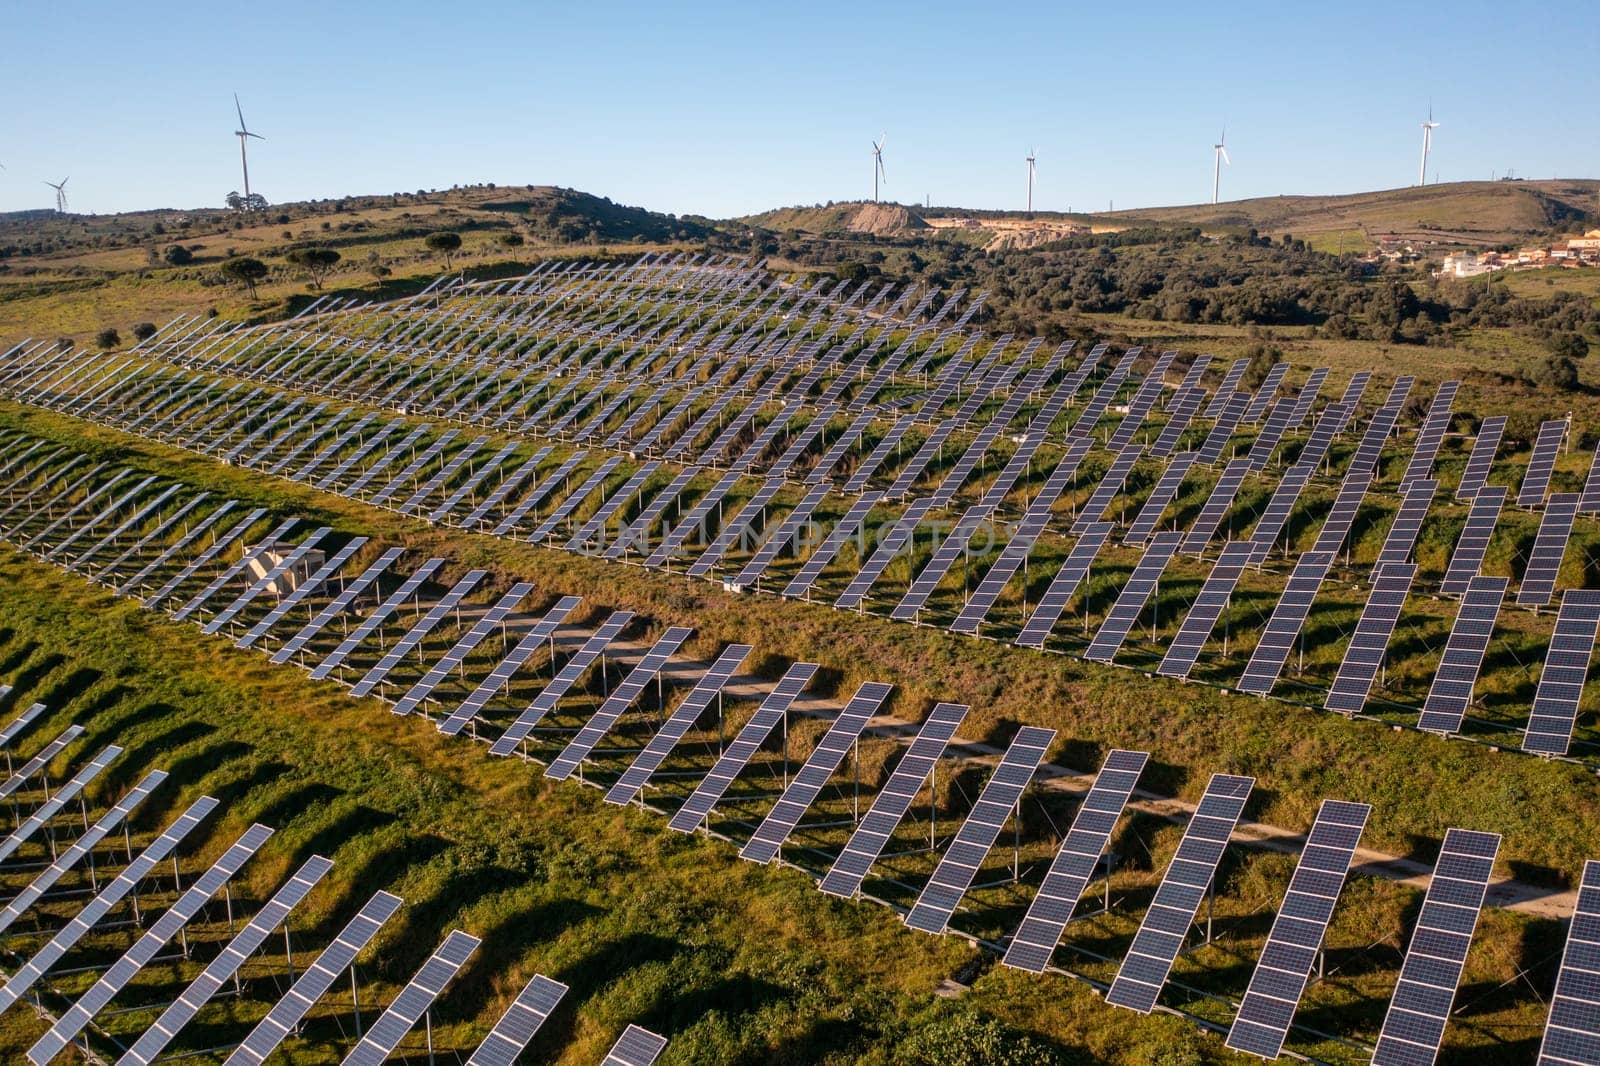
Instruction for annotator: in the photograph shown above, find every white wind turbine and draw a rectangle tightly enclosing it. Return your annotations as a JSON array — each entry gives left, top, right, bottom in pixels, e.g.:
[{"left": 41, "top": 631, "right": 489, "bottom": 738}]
[
  {"left": 871, "top": 133, "right": 887, "bottom": 202},
  {"left": 1418, "top": 105, "right": 1439, "bottom": 186},
  {"left": 44, "top": 177, "right": 68, "bottom": 213},
  {"left": 234, "top": 93, "right": 265, "bottom": 203},
  {"left": 1211, "top": 128, "right": 1230, "bottom": 205},
  {"left": 1025, "top": 148, "right": 1037, "bottom": 212}
]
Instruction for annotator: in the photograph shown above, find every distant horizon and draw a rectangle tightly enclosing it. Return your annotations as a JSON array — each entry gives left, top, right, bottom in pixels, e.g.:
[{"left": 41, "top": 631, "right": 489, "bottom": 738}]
[
  {"left": 3, "top": 2, "right": 1596, "bottom": 217},
  {"left": 5, "top": 174, "right": 1597, "bottom": 225}
]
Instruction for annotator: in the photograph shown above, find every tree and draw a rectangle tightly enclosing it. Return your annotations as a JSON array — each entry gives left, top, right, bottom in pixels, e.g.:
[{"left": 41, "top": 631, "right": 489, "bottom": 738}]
[
  {"left": 95, "top": 327, "right": 121, "bottom": 349},
  {"left": 220, "top": 256, "right": 269, "bottom": 299},
  {"left": 1532, "top": 355, "right": 1581, "bottom": 392},
  {"left": 1550, "top": 331, "right": 1590, "bottom": 361},
  {"left": 131, "top": 322, "right": 158, "bottom": 342},
  {"left": 163, "top": 244, "right": 194, "bottom": 266},
  {"left": 225, "top": 191, "right": 245, "bottom": 212},
  {"left": 424, "top": 231, "right": 462, "bottom": 269},
  {"left": 498, "top": 232, "right": 525, "bottom": 247},
  {"left": 286, "top": 247, "right": 341, "bottom": 290},
  {"left": 244, "top": 193, "right": 268, "bottom": 212}
]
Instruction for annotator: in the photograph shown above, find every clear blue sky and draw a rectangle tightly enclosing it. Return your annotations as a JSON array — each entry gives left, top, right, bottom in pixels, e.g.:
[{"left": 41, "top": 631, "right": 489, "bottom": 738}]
[{"left": 2, "top": 0, "right": 1594, "bottom": 218}]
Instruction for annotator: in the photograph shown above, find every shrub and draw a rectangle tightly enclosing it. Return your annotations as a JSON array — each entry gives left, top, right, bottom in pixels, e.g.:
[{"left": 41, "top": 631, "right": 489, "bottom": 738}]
[
  {"left": 95, "top": 327, "right": 121, "bottom": 349},
  {"left": 163, "top": 244, "right": 194, "bottom": 266},
  {"left": 131, "top": 322, "right": 157, "bottom": 342}
]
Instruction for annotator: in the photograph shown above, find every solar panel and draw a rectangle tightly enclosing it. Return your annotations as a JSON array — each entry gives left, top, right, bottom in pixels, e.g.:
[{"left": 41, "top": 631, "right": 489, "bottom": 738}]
[
  {"left": 842, "top": 416, "right": 914, "bottom": 494},
  {"left": 604, "top": 643, "right": 753, "bottom": 805},
  {"left": 0, "top": 699, "right": 45, "bottom": 752},
  {"left": 814, "top": 700, "right": 970, "bottom": 897},
  {"left": 0, "top": 769, "right": 166, "bottom": 937},
  {"left": 1243, "top": 463, "right": 1315, "bottom": 566},
  {"left": 1538, "top": 859, "right": 1600, "bottom": 1065},
  {"left": 685, "top": 478, "right": 786, "bottom": 577},
  {"left": 272, "top": 547, "right": 406, "bottom": 664},
  {"left": 397, "top": 436, "right": 491, "bottom": 515},
  {"left": 1195, "top": 392, "right": 1250, "bottom": 465},
  {"left": 339, "top": 929, "right": 481, "bottom": 1066},
  {"left": 0, "top": 796, "right": 219, "bottom": 1019},
  {"left": 1373, "top": 479, "right": 1437, "bottom": 573},
  {"left": 526, "top": 456, "right": 624, "bottom": 543},
  {"left": 308, "top": 558, "right": 446, "bottom": 679},
  {"left": 1520, "top": 420, "right": 1567, "bottom": 507},
  {"left": 116, "top": 854, "right": 336, "bottom": 1066},
  {"left": 892, "top": 506, "right": 992, "bottom": 620},
  {"left": 492, "top": 452, "right": 589, "bottom": 538},
  {"left": 200, "top": 526, "right": 335, "bottom": 634},
  {"left": 367, "top": 429, "right": 460, "bottom": 506},
  {"left": 539, "top": 626, "right": 695, "bottom": 773},
  {"left": 1523, "top": 590, "right": 1600, "bottom": 756},
  {"left": 0, "top": 724, "right": 86, "bottom": 801},
  {"left": 169, "top": 516, "right": 301, "bottom": 621},
  {"left": 1072, "top": 446, "right": 1144, "bottom": 536},
  {"left": 1439, "top": 487, "right": 1506, "bottom": 596},
  {"left": 730, "top": 483, "right": 832, "bottom": 586},
  {"left": 461, "top": 448, "right": 554, "bottom": 528},
  {"left": 111, "top": 496, "right": 233, "bottom": 595},
  {"left": 1180, "top": 458, "right": 1252, "bottom": 552},
  {"left": 1069, "top": 347, "right": 1140, "bottom": 439},
  {"left": 566, "top": 462, "right": 662, "bottom": 550},
  {"left": 741, "top": 681, "right": 893, "bottom": 864},
  {"left": 835, "top": 498, "right": 935, "bottom": 610},
  {"left": 1349, "top": 377, "right": 1415, "bottom": 477},
  {"left": 667, "top": 662, "right": 820, "bottom": 832},
  {"left": 1417, "top": 576, "right": 1508, "bottom": 735},
  {"left": 1083, "top": 531, "right": 1183, "bottom": 663},
  {"left": 1225, "top": 799, "right": 1371, "bottom": 1059},
  {"left": 347, "top": 569, "right": 490, "bottom": 697},
  {"left": 44, "top": 474, "right": 160, "bottom": 561},
  {"left": 28, "top": 821, "right": 276, "bottom": 1065},
  {"left": 466, "top": 973, "right": 570, "bottom": 1066},
  {"left": 604, "top": 467, "right": 702, "bottom": 560},
  {"left": 238, "top": 537, "right": 370, "bottom": 649},
  {"left": 601, "top": 1024, "right": 669, "bottom": 1066},
  {"left": 1150, "top": 388, "right": 1207, "bottom": 459},
  {"left": 140, "top": 506, "right": 266, "bottom": 607},
  {"left": 1106, "top": 353, "right": 1177, "bottom": 452},
  {"left": 331, "top": 422, "right": 427, "bottom": 496},
  {"left": 1323, "top": 563, "right": 1417, "bottom": 716},
  {"left": 904, "top": 725, "right": 1054, "bottom": 934},
  {"left": 1003, "top": 749, "right": 1149, "bottom": 972},
  {"left": 780, "top": 493, "right": 882, "bottom": 598},
  {"left": 223, "top": 890, "right": 404, "bottom": 1066},
  {"left": 1518, "top": 493, "right": 1580, "bottom": 608},
  {"left": 644, "top": 470, "right": 742, "bottom": 567},
  {"left": 1371, "top": 828, "right": 1501, "bottom": 1066},
  {"left": 1104, "top": 773, "right": 1255, "bottom": 1014},
  {"left": 443, "top": 606, "right": 621, "bottom": 738},
  {"left": 1124, "top": 452, "right": 1195, "bottom": 546},
  {"left": 1157, "top": 540, "right": 1254, "bottom": 679},
  {"left": 1015, "top": 522, "right": 1114, "bottom": 650},
  {"left": 0, "top": 743, "right": 119, "bottom": 864},
  {"left": 948, "top": 510, "right": 1054, "bottom": 637},
  {"left": 390, "top": 584, "right": 551, "bottom": 715},
  {"left": 1398, "top": 382, "right": 1459, "bottom": 492},
  {"left": 1242, "top": 363, "right": 1290, "bottom": 422}
]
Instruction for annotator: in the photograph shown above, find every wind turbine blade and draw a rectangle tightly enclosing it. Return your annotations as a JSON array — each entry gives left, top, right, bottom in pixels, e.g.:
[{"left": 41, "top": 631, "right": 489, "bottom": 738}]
[
  {"left": 1220, "top": 148, "right": 1230, "bottom": 165},
  {"left": 247, "top": 132, "right": 266, "bottom": 140},
  {"left": 235, "top": 92, "right": 247, "bottom": 130}
]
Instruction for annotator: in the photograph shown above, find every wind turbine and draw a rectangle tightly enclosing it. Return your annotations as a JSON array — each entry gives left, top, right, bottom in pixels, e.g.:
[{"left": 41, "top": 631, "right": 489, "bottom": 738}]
[
  {"left": 1211, "top": 128, "right": 1230, "bottom": 205},
  {"left": 871, "top": 133, "right": 887, "bottom": 203},
  {"left": 44, "top": 177, "right": 68, "bottom": 213},
  {"left": 1418, "top": 104, "right": 1439, "bottom": 186},
  {"left": 234, "top": 93, "right": 265, "bottom": 204},
  {"left": 1025, "top": 148, "right": 1037, "bottom": 212}
]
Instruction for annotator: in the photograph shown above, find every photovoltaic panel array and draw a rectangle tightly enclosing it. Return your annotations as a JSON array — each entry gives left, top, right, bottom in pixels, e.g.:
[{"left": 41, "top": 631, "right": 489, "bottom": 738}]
[
  {"left": 0, "top": 743, "right": 120, "bottom": 864},
  {"left": 1124, "top": 452, "right": 1195, "bottom": 545},
  {"left": 540, "top": 626, "right": 694, "bottom": 774},
  {"left": 1105, "top": 773, "right": 1255, "bottom": 1014},
  {"left": 1398, "top": 381, "right": 1459, "bottom": 492},
  {"left": 388, "top": 584, "right": 553, "bottom": 716},
  {"left": 347, "top": 569, "right": 490, "bottom": 697},
  {"left": 340, "top": 929, "right": 481, "bottom": 1066},
  {"left": 904, "top": 726, "right": 1055, "bottom": 934},
  {"left": 270, "top": 546, "right": 405, "bottom": 663},
  {"left": 1518, "top": 493, "right": 1580, "bottom": 608},
  {"left": 741, "top": 681, "right": 893, "bottom": 864},
  {"left": 1523, "top": 590, "right": 1600, "bottom": 756},
  {"left": 667, "top": 662, "right": 819, "bottom": 833},
  {"left": 1373, "top": 480, "right": 1436, "bottom": 572},
  {"left": 467, "top": 974, "right": 570, "bottom": 1066},
  {"left": 1084, "top": 531, "right": 1183, "bottom": 663},
  {"left": 1439, "top": 488, "right": 1506, "bottom": 596},
  {"left": 819, "top": 702, "right": 971, "bottom": 898},
  {"left": 1323, "top": 564, "right": 1416, "bottom": 716},
  {"left": 308, "top": 557, "right": 445, "bottom": 678},
  {"left": 237, "top": 536, "right": 370, "bottom": 649},
  {"left": 223, "top": 891, "right": 404, "bottom": 1066},
  {"left": 1158, "top": 541, "right": 1252, "bottom": 679},
  {"left": 0, "top": 723, "right": 85, "bottom": 801},
  {"left": 1371, "top": 829, "right": 1501, "bottom": 1066},
  {"left": 28, "top": 822, "right": 276, "bottom": 1065},
  {"left": 0, "top": 699, "right": 44, "bottom": 752},
  {"left": 1003, "top": 749, "right": 1149, "bottom": 973},
  {"left": 1417, "top": 576, "right": 1509, "bottom": 735},
  {"left": 604, "top": 643, "right": 753, "bottom": 805},
  {"left": 1225, "top": 799, "right": 1371, "bottom": 1059},
  {"left": 1538, "top": 859, "right": 1600, "bottom": 1065},
  {"left": 116, "top": 855, "right": 336, "bottom": 1066},
  {"left": 1458, "top": 416, "right": 1506, "bottom": 501},
  {"left": 602, "top": 1025, "right": 669, "bottom": 1066},
  {"left": 1520, "top": 420, "right": 1567, "bottom": 507},
  {"left": 1015, "top": 522, "right": 1113, "bottom": 650}
]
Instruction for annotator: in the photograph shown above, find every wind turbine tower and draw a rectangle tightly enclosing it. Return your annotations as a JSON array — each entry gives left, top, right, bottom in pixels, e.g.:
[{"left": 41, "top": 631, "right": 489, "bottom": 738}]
[
  {"left": 44, "top": 177, "right": 68, "bottom": 213},
  {"left": 1211, "top": 129, "right": 1230, "bottom": 204},
  {"left": 1025, "top": 148, "right": 1037, "bottom": 212},
  {"left": 871, "top": 133, "right": 887, "bottom": 203},
  {"left": 1418, "top": 105, "right": 1439, "bottom": 186},
  {"left": 234, "top": 93, "right": 265, "bottom": 203}
]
